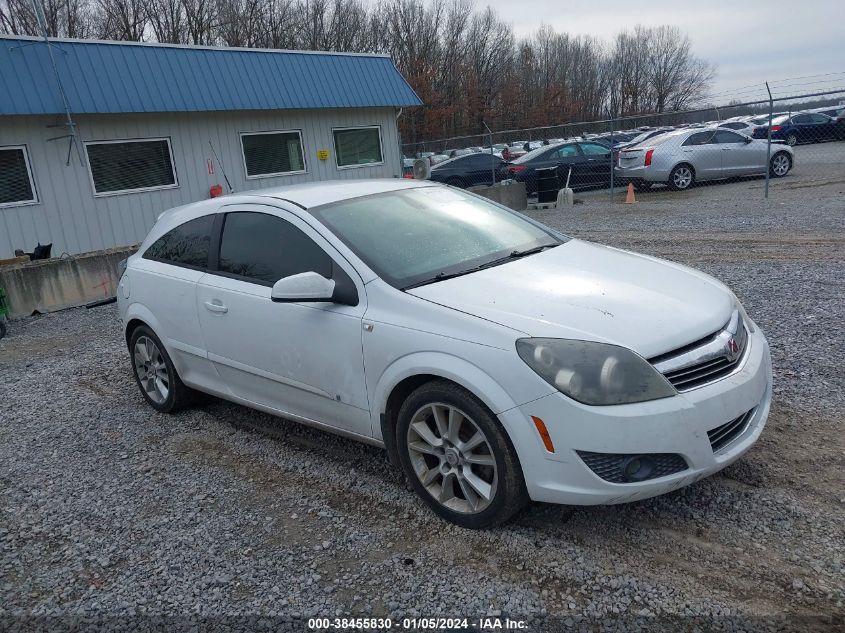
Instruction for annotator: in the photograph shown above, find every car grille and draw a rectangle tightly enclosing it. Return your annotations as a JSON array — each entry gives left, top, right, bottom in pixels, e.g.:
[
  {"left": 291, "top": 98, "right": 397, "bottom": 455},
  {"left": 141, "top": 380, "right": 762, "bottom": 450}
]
[
  {"left": 577, "top": 451, "right": 688, "bottom": 484},
  {"left": 650, "top": 310, "right": 749, "bottom": 392},
  {"left": 708, "top": 408, "right": 755, "bottom": 453},
  {"left": 662, "top": 354, "right": 744, "bottom": 391}
]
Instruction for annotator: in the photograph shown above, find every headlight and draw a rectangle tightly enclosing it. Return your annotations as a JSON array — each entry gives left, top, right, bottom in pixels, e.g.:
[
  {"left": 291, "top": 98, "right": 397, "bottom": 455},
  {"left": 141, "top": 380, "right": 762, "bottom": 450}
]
[
  {"left": 733, "top": 297, "right": 755, "bottom": 333},
  {"left": 516, "top": 338, "right": 676, "bottom": 406}
]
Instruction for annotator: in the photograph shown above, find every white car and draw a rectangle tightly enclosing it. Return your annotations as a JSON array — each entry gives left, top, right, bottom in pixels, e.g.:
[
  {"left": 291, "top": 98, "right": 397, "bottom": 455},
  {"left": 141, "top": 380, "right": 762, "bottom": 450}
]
[{"left": 118, "top": 180, "right": 772, "bottom": 528}]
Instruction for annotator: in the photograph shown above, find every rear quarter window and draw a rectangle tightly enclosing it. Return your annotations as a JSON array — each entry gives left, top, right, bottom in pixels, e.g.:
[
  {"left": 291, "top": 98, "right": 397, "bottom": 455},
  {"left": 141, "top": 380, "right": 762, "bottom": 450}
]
[{"left": 143, "top": 214, "right": 214, "bottom": 269}]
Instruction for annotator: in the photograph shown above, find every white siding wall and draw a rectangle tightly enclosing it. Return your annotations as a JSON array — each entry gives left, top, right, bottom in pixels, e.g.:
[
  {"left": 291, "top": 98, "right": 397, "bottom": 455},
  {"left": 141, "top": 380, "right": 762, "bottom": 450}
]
[{"left": 0, "top": 107, "right": 402, "bottom": 258}]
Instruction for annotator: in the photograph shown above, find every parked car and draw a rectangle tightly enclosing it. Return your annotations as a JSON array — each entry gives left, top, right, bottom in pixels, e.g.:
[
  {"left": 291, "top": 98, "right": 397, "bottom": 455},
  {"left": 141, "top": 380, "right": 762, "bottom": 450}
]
[
  {"left": 717, "top": 120, "right": 758, "bottom": 135},
  {"left": 615, "top": 127, "right": 675, "bottom": 150},
  {"left": 428, "top": 152, "right": 505, "bottom": 188},
  {"left": 500, "top": 141, "right": 613, "bottom": 195},
  {"left": 751, "top": 112, "right": 845, "bottom": 145},
  {"left": 448, "top": 148, "right": 474, "bottom": 158},
  {"left": 501, "top": 145, "right": 527, "bottom": 161},
  {"left": 402, "top": 158, "right": 415, "bottom": 178},
  {"left": 429, "top": 154, "right": 450, "bottom": 165},
  {"left": 616, "top": 127, "right": 794, "bottom": 191},
  {"left": 806, "top": 105, "right": 845, "bottom": 121},
  {"left": 591, "top": 131, "right": 640, "bottom": 148},
  {"left": 416, "top": 151, "right": 435, "bottom": 160},
  {"left": 119, "top": 179, "right": 771, "bottom": 528}
]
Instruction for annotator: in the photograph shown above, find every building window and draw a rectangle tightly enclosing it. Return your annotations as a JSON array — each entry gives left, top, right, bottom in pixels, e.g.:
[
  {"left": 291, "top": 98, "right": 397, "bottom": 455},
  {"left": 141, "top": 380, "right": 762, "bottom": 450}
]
[
  {"left": 0, "top": 145, "right": 37, "bottom": 207},
  {"left": 333, "top": 126, "right": 384, "bottom": 168},
  {"left": 85, "top": 138, "right": 178, "bottom": 196},
  {"left": 241, "top": 131, "right": 306, "bottom": 178}
]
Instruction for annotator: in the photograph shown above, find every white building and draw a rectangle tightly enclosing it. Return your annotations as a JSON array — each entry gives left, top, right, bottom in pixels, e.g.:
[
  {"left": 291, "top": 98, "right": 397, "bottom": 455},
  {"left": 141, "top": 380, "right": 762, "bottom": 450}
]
[{"left": 0, "top": 36, "right": 421, "bottom": 259}]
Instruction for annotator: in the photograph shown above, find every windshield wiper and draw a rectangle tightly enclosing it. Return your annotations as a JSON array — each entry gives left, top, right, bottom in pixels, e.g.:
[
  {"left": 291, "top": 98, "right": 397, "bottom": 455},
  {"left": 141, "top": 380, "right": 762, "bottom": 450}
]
[{"left": 401, "top": 243, "right": 558, "bottom": 291}]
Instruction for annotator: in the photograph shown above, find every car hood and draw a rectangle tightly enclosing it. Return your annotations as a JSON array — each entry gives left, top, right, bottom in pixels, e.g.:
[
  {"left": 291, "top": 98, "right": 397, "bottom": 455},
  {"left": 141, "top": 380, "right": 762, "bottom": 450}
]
[{"left": 407, "top": 239, "right": 735, "bottom": 358}]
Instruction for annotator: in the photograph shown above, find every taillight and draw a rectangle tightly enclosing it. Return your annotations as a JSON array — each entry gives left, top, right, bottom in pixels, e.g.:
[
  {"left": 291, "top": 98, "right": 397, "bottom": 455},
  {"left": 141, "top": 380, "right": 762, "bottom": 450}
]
[
  {"left": 770, "top": 125, "right": 782, "bottom": 132},
  {"left": 644, "top": 148, "right": 655, "bottom": 167},
  {"left": 506, "top": 165, "right": 527, "bottom": 174}
]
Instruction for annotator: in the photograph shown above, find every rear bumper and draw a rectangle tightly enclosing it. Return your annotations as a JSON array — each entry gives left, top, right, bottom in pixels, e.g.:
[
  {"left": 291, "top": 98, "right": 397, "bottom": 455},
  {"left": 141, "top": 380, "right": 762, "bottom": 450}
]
[
  {"left": 614, "top": 165, "right": 671, "bottom": 183},
  {"left": 500, "top": 327, "right": 772, "bottom": 505}
]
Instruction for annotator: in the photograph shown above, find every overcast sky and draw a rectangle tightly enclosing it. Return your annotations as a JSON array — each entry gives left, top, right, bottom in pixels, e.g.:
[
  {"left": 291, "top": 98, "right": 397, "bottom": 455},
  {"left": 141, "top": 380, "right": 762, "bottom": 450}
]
[{"left": 477, "top": 0, "right": 844, "bottom": 101}]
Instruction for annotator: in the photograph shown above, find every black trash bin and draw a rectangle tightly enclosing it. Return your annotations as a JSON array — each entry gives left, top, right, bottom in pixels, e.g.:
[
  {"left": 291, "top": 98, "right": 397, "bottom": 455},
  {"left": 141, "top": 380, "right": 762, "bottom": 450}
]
[{"left": 536, "top": 167, "right": 559, "bottom": 203}]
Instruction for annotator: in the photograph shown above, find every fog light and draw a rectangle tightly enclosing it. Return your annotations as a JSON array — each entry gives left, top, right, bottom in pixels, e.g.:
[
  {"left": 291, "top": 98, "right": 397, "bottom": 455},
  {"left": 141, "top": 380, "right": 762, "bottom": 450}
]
[{"left": 620, "top": 455, "right": 655, "bottom": 482}]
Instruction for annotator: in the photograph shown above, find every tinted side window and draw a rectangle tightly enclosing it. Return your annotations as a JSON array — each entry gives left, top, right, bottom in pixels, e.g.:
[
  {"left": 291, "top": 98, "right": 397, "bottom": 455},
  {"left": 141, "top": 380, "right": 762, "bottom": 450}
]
[
  {"left": 218, "top": 212, "right": 332, "bottom": 285},
  {"left": 554, "top": 145, "right": 580, "bottom": 158},
  {"left": 714, "top": 130, "right": 745, "bottom": 144},
  {"left": 683, "top": 132, "right": 715, "bottom": 146},
  {"left": 579, "top": 143, "right": 610, "bottom": 155},
  {"left": 143, "top": 215, "right": 213, "bottom": 268},
  {"left": 808, "top": 114, "right": 828, "bottom": 123},
  {"left": 791, "top": 114, "right": 809, "bottom": 124}
]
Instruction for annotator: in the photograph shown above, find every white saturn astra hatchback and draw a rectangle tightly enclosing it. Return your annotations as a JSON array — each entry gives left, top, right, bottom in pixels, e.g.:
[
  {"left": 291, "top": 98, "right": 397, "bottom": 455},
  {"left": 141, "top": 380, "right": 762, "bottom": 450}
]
[{"left": 118, "top": 179, "right": 771, "bottom": 528}]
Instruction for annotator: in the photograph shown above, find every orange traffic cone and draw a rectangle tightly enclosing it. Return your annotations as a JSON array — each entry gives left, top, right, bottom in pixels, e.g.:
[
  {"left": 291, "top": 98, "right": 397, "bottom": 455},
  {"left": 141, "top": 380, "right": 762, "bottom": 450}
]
[{"left": 624, "top": 182, "right": 636, "bottom": 204}]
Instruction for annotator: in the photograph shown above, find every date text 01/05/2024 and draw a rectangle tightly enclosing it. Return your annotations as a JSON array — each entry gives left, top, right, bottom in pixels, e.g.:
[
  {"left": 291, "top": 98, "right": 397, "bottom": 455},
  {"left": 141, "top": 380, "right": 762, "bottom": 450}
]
[{"left": 307, "top": 617, "right": 529, "bottom": 630}]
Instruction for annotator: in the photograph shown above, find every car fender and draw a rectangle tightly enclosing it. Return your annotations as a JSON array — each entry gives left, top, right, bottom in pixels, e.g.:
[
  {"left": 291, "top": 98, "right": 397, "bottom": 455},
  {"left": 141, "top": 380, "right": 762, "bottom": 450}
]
[
  {"left": 374, "top": 351, "right": 520, "bottom": 423},
  {"left": 371, "top": 351, "right": 536, "bottom": 455}
]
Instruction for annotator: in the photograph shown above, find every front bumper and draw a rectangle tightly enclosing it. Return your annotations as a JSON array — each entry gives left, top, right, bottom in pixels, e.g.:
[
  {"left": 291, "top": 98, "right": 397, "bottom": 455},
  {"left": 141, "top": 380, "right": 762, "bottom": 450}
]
[{"left": 500, "top": 327, "right": 772, "bottom": 505}]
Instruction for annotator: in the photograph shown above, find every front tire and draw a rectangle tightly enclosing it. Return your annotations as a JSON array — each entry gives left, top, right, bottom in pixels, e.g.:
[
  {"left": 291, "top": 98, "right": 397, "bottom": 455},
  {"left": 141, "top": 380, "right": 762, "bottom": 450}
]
[
  {"left": 396, "top": 380, "right": 527, "bottom": 528},
  {"left": 129, "top": 325, "right": 195, "bottom": 413},
  {"left": 769, "top": 152, "right": 791, "bottom": 178},
  {"left": 668, "top": 164, "right": 694, "bottom": 191}
]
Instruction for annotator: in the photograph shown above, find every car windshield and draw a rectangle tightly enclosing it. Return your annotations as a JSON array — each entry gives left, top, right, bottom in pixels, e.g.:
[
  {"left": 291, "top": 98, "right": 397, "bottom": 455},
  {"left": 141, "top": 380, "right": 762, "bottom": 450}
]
[{"left": 310, "top": 186, "right": 563, "bottom": 289}]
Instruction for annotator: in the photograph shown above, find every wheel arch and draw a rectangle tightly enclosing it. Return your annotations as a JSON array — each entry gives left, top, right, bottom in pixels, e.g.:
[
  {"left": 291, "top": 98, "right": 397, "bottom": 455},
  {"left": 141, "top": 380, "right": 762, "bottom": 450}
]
[
  {"left": 122, "top": 303, "right": 171, "bottom": 360},
  {"left": 374, "top": 352, "right": 525, "bottom": 466}
]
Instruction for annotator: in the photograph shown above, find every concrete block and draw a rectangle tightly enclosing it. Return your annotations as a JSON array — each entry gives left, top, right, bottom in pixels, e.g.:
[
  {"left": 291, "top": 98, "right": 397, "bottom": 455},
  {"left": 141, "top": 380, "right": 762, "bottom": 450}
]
[
  {"left": 468, "top": 181, "right": 528, "bottom": 211},
  {"left": 0, "top": 246, "right": 137, "bottom": 318}
]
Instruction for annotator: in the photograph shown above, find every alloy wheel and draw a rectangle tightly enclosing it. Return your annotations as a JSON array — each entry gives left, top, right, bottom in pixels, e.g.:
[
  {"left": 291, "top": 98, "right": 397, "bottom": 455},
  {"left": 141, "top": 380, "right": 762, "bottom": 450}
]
[
  {"left": 772, "top": 154, "right": 790, "bottom": 176},
  {"left": 406, "top": 403, "right": 498, "bottom": 514},
  {"left": 133, "top": 335, "right": 170, "bottom": 404},
  {"left": 786, "top": 134, "right": 797, "bottom": 146},
  {"left": 672, "top": 166, "right": 693, "bottom": 190}
]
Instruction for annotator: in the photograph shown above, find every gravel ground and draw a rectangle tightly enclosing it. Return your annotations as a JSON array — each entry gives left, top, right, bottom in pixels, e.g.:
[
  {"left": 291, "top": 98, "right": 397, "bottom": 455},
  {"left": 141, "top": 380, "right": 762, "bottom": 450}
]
[{"left": 1, "top": 177, "right": 843, "bottom": 633}]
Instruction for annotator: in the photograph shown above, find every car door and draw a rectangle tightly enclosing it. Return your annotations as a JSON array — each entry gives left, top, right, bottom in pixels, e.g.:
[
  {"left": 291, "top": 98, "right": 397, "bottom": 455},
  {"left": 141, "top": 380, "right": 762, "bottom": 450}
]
[
  {"left": 577, "top": 142, "right": 613, "bottom": 187},
  {"left": 548, "top": 144, "right": 586, "bottom": 186},
  {"left": 195, "top": 204, "right": 372, "bottom": 437},
  {"left": 131, "top": 213, "right": 222, "bottom": 392},
  {"left": 712, "top": 129, "right": 763, "bottom": 176},
  {"left": 789, "top": 114, "right": 810, "bottom": 142},
  {"left": 681, "top": 131, "right": 722, "bottom": 180},
  {"left": 466, "top": 153, "right": 500, "bottom": 186},
  {"left": 807, "top": 113, "right": 835, "bottom": 141}
]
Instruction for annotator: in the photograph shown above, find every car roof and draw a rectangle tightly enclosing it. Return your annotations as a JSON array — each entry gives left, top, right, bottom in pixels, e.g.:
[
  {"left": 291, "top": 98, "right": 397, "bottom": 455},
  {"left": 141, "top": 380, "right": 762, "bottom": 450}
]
[{"left": 241, "top": 178, "right": 436, "bottom": 208}]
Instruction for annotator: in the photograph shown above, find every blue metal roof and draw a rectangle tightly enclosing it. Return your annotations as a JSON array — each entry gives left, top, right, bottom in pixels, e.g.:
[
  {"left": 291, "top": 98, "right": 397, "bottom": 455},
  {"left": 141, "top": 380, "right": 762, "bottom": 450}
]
[{"left": 0, "top": 36, "right": 422, "bottom": 115}]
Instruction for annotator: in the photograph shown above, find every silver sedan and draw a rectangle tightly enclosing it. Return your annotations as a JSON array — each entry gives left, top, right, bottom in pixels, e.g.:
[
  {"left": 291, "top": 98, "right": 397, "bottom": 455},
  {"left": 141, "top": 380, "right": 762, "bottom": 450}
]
[{"left": 615, "top": 128, "right": 794, "bottom": 191}]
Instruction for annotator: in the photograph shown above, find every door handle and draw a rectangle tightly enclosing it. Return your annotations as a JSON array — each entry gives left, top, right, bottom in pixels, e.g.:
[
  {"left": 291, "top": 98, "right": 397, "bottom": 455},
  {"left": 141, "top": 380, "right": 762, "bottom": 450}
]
[{"left": 204, "top": 301, "right": 228, "bottom": 314}]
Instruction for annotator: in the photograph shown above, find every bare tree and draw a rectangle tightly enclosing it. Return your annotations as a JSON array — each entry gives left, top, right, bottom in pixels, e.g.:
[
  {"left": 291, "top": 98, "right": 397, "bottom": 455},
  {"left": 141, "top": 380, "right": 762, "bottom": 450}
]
[{"left": 94, "top": 0, "right": 147, "bottom": 39}]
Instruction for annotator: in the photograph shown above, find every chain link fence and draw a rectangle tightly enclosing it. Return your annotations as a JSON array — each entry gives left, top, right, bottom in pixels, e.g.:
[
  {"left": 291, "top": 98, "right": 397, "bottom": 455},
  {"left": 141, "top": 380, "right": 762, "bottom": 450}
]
[{"left": 400, "top": 88, "right": 845, "bottom": 205}]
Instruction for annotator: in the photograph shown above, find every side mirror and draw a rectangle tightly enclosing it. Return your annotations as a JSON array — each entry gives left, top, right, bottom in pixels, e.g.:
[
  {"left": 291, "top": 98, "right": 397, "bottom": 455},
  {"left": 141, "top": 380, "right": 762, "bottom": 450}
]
[{"left": 271, "top": 271, "right": 336, "bottom": 303}]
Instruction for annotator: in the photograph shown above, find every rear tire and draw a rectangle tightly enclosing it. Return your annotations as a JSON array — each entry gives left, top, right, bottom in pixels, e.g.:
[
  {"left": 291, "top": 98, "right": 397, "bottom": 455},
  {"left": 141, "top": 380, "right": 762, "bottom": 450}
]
[
  {"left": 668, "top": 164, "right": 694, "bottom": 191},
  {"left": 129, "top": 325, "right": 195, "bottom": 413},
  {"left": 769, "top": 152, "right": 791, "bottom": 178},
  {"left": 396, "top": 380, "right": 527, "bottom": 528}
]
